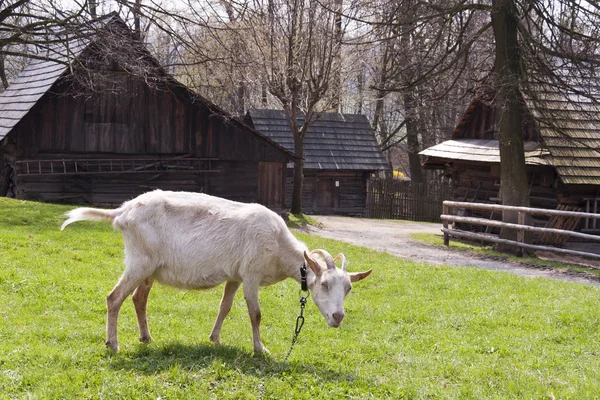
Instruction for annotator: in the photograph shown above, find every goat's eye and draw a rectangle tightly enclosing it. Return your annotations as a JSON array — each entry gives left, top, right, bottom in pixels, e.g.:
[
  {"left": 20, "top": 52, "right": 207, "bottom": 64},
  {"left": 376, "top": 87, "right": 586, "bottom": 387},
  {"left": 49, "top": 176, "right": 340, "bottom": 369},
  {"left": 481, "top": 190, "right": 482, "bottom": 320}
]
[
  {"left": 321, "top": 282, "right": 328, "bottom": 290},
  {"left": 345, "top": 286, "right": 352, "bottom": 294}
]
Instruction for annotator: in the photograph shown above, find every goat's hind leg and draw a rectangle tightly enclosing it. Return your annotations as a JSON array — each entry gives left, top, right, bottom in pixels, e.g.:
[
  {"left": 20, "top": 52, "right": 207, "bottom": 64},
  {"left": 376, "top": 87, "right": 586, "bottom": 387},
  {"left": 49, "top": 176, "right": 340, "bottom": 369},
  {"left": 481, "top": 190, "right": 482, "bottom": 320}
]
[
  {"left": 210, "top": 280, "right": 241, "bottom": 345},
  {"left": 106, "top": 269, "right": 150, "bottom": 352},
  {"left": 132, "top": 278, "right": 154, "bottom": 343}
]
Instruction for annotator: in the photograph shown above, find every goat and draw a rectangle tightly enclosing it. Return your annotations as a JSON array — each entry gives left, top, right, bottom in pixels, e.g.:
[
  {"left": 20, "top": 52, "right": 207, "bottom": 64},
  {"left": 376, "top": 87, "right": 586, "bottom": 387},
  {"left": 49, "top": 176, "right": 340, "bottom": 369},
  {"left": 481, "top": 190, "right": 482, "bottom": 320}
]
[{"left": 61, "top": 190, "right": 372, "bottom": 353}]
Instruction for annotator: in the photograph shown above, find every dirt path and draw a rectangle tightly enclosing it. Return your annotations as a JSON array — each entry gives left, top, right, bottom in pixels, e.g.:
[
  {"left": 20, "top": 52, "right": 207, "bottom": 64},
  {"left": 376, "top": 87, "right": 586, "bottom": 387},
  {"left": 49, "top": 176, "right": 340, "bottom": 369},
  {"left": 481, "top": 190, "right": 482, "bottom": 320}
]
[{"left": 301, "top": 216, "right": 600, "bottom": 286}]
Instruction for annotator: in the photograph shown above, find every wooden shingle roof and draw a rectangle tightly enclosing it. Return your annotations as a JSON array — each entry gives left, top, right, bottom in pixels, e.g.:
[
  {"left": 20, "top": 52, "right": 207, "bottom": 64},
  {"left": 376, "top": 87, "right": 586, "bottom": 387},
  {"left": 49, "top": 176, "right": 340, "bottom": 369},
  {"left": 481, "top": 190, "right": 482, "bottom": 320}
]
[
  {"left": 0, "top": 39, "right": 88, "bottom": 141},
  {"left": 421, "top": 139, "right": 549, "bottom": 165},
  {"left": 523, "top": 89, "right": 600, "bottom": 185},
  {"left": 246, "top": 109, "right": 389, "bottom": 171}
]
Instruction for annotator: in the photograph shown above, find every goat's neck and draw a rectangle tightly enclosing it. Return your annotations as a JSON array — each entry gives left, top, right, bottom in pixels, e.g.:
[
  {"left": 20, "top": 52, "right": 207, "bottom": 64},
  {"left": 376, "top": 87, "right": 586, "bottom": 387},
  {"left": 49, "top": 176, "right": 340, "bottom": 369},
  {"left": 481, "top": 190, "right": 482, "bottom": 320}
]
[{"left": 289, "top": 258, "right": 315, "bottom": 289}]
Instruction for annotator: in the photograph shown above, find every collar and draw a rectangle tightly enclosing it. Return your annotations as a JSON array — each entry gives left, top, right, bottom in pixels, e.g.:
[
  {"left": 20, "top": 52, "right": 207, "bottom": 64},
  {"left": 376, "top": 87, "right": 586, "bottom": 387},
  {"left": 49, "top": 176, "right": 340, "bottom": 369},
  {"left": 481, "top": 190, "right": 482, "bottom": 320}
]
[{"left": 300, "top": 262, "right": 308, "bottom": 292}]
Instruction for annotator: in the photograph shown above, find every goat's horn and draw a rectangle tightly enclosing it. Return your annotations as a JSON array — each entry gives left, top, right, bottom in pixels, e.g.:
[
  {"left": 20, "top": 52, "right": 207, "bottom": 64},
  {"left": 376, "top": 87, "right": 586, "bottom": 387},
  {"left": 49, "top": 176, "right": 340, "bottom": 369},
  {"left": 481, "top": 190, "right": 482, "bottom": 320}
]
[
  {"left": 334, "top": 253, "right": 348, "bottom": 271},
  {"left": 310, "top": 249, "right": 336, "bottom": 270}
]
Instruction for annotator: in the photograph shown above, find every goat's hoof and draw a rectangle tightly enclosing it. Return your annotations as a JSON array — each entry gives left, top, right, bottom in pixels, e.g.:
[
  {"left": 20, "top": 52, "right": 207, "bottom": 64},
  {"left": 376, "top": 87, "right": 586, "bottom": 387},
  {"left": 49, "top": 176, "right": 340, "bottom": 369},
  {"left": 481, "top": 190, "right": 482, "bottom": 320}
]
[
  {"left": 105, "top": 340, "right": 119, "bottom": 352},
  {"left": 139, "top": 335, "right": 153, "bottom": 343},
  {"left": 209, "top": 335, "right": 221, "bottom": 345},
  {"left": 254, "top": 346, "right": 270, "bottom": 356}
]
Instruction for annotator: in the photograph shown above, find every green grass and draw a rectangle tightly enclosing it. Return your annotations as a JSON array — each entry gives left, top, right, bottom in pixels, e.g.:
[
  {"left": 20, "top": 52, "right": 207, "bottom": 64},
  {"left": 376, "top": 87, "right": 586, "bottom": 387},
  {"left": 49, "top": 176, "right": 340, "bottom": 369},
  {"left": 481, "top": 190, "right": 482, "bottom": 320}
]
[
  {"left": 412, "top": 232, "right": 600, "bottom": 279},
  {"left": 286, "top": 213, "right": 323, "bottom": 229},
  {"left": 2, "top": 198, "right": 600, "bottom": 398}
]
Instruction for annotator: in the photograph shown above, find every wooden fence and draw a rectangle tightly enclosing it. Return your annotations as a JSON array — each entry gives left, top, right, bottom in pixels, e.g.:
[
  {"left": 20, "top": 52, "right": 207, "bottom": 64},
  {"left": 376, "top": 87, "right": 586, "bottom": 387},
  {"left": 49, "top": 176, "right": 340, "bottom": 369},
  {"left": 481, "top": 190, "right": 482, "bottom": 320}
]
[
  {"left": 367, "top": 179, "right": 453, "bottom": 222},
  {"left": 442, "top": 201, "right": 600, "bottom": 260}
]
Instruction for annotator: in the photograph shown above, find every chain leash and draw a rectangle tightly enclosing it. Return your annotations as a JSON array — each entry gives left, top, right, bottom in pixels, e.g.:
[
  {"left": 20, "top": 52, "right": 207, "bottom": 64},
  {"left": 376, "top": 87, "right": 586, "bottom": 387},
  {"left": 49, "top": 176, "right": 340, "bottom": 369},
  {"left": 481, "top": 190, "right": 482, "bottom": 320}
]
[{"left": 258, "top": 288, "right": 309, "bottom": 400}]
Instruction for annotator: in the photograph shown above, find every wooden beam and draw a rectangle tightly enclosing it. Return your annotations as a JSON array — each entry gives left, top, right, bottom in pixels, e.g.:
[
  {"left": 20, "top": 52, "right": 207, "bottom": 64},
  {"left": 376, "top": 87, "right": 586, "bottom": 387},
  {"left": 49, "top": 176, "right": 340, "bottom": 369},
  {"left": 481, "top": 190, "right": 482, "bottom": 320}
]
[
  {"left": 442, "top": 228, "right": 600, "bottom": 260},
  {"left": 444, "top": 200, "right": 594, "bottom": 219},
  {"left": 441, "top": 214, "right": 600, "bottom": 243}
]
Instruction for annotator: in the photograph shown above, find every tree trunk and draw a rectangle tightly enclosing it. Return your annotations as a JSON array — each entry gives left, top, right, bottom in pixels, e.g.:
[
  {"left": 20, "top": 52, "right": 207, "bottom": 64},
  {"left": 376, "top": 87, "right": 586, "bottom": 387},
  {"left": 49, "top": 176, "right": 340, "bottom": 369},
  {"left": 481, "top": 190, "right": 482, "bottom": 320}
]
[
  {"left": 404, "top": 88, "right": 422, "bottom": 184},
  {"left": 89, "top": 0, "right": 97, "bottom": 17},
  {"left": 399, "top": 0, "right": 422, "bottom": 184},
  {"left": 331, "top": 0, "right": 343, "bottom": 112},
  {"left": 0, "top": 48, "right": 8, "bottom": 91},
  {"left": 236, "top": 80, "right": 245, "bottom": 115},
  {"left": 372, "top": 39, "right": 392, "bottom": 146},
  {"left": 261, "top": 84, "right": 268, "bottom": 106},
  {"left": 290, "top": 132, "right": 304, "bottom": 215},
  {"left": 356, "top": 66, "right": 364, "bottom": 114},
  {"left": 492, "top": 0, "right": 530, "bottom": 254},
  {"left": 134, "top": 0, "right": 142, "bottom": 40}
]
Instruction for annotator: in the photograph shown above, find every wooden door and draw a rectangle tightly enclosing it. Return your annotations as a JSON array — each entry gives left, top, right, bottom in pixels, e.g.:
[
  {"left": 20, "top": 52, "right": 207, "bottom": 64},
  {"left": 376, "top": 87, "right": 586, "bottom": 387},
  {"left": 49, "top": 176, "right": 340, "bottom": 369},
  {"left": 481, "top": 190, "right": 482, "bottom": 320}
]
[
  {"left": 258, "top": 162, "right": 284, "bottom": 208},
  {"left": 316, "top": 178, "right": 334, "bottom": 209}
]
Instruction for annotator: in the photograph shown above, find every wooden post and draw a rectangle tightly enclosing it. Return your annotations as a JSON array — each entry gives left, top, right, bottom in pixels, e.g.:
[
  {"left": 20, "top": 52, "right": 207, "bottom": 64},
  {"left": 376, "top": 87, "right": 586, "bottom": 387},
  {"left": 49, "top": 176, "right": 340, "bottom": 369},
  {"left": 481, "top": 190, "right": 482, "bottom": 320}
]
[
  {"left": 585, "top": 199, "right": 590, "bottom": 230},
  {"left": 594, "top": 199, "right": 598, "bottom": 230},
  {"left": 517, "top": 211, "right": 525, "bottom": 257},
  {"left": 443, "top": 202, "right": 449, "bottom": 246}
]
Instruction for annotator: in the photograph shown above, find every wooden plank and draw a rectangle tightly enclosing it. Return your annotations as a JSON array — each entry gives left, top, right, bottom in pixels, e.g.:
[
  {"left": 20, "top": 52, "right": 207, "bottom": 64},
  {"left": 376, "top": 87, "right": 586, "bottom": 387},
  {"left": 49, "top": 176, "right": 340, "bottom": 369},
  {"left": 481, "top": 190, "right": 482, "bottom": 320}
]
[
  {"left": 443, "top": 228, "right": 600, "bottom": 260},
  {"left": 441, "top": 214, "right": 600, "bottom": 242},
  {"left": 444, "top": 200, "right": 596, "bottom": 219}
]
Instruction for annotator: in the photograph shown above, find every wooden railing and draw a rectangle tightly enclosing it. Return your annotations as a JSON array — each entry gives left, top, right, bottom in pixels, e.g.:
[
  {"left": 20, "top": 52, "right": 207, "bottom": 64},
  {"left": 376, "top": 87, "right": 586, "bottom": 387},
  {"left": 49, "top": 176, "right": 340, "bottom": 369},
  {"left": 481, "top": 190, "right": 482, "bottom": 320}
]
[
  {"left": 15, "top": 158, "right": 220, "bottom": 176},
  {"left": 442, "top": 201, "right": 600, "bottom": 260}
]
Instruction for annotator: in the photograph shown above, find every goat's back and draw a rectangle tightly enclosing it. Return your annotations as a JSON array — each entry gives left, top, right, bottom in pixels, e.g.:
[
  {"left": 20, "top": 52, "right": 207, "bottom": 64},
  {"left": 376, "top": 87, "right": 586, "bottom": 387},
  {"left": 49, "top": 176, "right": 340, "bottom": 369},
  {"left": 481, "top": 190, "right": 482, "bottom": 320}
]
[{"left": 113, "top": 190, "right": 298, "bottom": 288}]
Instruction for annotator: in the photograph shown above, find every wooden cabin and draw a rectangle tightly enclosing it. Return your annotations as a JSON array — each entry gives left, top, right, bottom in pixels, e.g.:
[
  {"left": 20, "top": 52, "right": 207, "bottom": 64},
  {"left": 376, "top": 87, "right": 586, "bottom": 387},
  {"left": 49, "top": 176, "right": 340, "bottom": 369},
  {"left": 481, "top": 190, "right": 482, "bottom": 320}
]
[
  {"left": 244, "top": 109, "right": 390, "bottom": 216},
  {"left": 0, "top": 14, "right": 294, "bottom": 209},
  {"left": 420, "top": 85, "right": 600, "bottom": 234}
]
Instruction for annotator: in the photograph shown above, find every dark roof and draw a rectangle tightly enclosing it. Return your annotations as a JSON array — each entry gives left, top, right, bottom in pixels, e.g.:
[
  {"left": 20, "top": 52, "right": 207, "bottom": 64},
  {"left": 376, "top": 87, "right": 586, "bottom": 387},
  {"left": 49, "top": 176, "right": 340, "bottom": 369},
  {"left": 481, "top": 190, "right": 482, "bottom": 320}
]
[
  {"left": 246, "top": 109, "right": 389, "bottom": 171},
  {"left": 0, "top": 14, "right": 296, "bottom": 159},
  {"left": 0, "top": 37, "right": 90, "bottom": 142}
]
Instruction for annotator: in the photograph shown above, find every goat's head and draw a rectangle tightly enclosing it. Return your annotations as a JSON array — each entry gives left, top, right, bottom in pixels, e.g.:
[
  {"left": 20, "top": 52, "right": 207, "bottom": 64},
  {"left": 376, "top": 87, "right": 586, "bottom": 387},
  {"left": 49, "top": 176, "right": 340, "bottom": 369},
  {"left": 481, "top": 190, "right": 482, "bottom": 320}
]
[{"left": 303, "top": 249, "right": 372, "bottom": 328}]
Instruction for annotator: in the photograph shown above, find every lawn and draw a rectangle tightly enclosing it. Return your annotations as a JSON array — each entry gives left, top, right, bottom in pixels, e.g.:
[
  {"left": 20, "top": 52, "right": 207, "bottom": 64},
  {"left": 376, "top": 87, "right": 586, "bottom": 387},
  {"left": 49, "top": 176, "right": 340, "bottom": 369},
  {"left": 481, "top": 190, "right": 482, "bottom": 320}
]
[
  {"left": 1, "top": 198, "right": 600, "bottom": 399},
  {"left": 411, "top": 232, "right": 600, "bottom": 279}
]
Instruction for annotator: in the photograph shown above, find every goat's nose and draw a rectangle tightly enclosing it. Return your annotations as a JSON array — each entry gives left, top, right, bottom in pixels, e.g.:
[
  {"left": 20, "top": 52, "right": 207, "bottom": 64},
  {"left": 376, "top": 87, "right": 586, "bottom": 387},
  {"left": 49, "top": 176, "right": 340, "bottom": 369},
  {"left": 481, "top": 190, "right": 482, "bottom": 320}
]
[{"left": 332, "top": 312, "right": 344, "bottom": 324}]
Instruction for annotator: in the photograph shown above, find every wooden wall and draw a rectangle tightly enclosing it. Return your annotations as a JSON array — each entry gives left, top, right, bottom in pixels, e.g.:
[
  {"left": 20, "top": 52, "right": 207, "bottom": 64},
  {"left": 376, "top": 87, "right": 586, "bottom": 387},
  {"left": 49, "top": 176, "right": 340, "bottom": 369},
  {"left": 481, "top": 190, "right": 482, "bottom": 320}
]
[
  {"left": 15, "top": 160, "right": 265, "bottom": 206},
  {"left": 457, "top": 99, "right": 541, "bottom": 142},
  {"left": 451, "top": 163, "right": 559, "bottom": 208},
  {"left": 12, "top": 75, "right": 287, "bottom": 163},
  {"left": 3, "top": 74, "right": 290, "bottom": 207},
  {"left": 450, "top": 162, "right": 563, "bottom": 231},
  {"left": 285, "top": 169, "right": 368, "bottom": 216}
]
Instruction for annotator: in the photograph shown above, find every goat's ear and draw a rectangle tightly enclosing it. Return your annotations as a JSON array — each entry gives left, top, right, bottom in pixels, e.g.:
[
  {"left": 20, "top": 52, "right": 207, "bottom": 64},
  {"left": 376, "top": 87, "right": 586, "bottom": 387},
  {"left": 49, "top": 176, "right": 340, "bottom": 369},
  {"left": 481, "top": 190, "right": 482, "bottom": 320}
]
[
  {"left": 348, "top": 269, "right": 372, "bottom": 282},
  {"left": 304, "top": 250, "right": 323, "bottom": 277}
]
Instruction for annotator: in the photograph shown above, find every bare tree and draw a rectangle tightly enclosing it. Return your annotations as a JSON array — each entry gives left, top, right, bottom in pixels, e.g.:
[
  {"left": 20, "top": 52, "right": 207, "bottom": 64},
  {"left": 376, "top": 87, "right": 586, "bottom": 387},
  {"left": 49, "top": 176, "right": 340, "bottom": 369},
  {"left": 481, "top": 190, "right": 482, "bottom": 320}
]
[
  {"left": 191, "top": 0, "right": 344, "bottom": 214},
  {"left": 258, "top": 0, "right": 343, "bottom": 214},
  {"left": 357, "top": 0, "right": 600, "bottom": 251}
]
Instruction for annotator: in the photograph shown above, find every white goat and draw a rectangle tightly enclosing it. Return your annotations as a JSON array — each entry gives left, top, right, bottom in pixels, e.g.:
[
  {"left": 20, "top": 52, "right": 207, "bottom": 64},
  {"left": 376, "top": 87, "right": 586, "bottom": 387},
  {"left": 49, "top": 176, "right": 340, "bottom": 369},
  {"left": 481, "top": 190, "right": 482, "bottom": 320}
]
[{"left": 61, "top": 190, "right": 372, "bottom": 353}]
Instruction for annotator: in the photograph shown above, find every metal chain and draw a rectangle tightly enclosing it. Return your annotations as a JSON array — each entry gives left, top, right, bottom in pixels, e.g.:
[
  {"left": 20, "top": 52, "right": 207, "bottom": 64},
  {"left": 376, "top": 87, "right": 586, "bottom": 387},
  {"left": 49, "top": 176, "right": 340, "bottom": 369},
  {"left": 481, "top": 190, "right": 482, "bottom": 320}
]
[{"left": 258, "top": 290, "right": 309, "bottom": 400}]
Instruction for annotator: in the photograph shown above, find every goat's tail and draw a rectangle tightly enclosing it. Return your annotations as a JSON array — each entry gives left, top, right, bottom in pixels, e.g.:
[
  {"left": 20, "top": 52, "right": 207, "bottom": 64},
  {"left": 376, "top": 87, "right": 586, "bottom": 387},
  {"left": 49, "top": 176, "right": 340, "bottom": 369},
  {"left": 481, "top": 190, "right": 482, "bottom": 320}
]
[{"left": 60, "top": 207, "right": 120, "bottom": 230}]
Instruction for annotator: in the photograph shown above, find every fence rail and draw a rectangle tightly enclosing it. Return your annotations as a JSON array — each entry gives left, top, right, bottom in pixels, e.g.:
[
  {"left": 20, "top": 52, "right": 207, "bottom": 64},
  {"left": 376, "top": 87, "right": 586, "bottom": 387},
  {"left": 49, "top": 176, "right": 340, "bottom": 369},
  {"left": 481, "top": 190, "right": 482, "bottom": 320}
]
[
  {"left": 15, "top": 158, "right": 220, "bottom": 176},
  {"left": 442, "top": 201, "right": 600, "bottom": 260},
  {"left": 367, "top": 179, "right": 453, "bottom": 222}
]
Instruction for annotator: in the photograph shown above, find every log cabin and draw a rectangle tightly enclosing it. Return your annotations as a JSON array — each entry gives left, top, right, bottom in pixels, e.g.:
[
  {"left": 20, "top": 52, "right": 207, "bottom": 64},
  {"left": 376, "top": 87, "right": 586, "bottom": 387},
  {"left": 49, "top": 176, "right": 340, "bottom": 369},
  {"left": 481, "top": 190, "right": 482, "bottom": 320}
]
[
  {"left": 245, "top": 109, "right": 390, "bottom": 216},
  {"left": 420, "top": 84, "right": 600, "bottom": 235},
  {"left": 0, "top": 13, "right": 294, "bottom": 209}
]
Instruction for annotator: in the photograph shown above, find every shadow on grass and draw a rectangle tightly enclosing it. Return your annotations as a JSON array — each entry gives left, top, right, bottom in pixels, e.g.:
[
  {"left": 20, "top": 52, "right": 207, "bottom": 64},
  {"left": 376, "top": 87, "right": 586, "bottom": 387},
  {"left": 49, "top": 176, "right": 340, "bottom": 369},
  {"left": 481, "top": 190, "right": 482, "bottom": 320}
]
[{"left": 108, "top": 341, "right": 356, "bottom": 384}]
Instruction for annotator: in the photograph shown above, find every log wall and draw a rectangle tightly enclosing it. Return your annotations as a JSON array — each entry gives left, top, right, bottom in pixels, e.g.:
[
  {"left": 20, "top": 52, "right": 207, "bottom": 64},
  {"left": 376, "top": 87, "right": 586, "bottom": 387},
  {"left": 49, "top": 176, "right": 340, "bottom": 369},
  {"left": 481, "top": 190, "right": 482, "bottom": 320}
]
[
  {"left": 15, "top": 160, "right": 263, "bottom": 206},
  {"left": 1, "top": 74, "right": 290, "bottom": 207},
  {"left": 284, "top": 169, "right": 368, "bottom": 216},
  {"left": 12, "top": 75, "right": 287, "bottom": 163}
]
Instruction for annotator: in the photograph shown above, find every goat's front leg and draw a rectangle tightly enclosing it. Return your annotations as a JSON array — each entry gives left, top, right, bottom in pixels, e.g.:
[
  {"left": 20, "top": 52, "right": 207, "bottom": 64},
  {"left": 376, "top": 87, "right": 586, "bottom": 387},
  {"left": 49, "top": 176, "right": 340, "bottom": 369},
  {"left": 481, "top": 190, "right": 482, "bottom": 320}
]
[
  {"left": 210, "top": 280, "right": 241, "bottom": 345},
  {"left": 132, "top": 278, "right": 154, "bottom": 343},
  {"left": 242, "top": 281, "right": 267, "bottom": 353}
]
